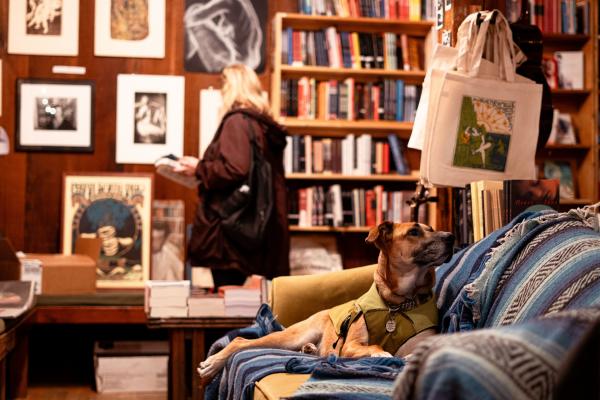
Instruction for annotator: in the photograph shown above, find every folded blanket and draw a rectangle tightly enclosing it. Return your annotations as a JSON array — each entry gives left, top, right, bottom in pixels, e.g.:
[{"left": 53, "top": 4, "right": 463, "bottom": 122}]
[
  {"left": 288, "top": 355, "right": 404, "bottom": 399},
  {"left": 392, "top": 307, "right": 600, "bottom": 400}
]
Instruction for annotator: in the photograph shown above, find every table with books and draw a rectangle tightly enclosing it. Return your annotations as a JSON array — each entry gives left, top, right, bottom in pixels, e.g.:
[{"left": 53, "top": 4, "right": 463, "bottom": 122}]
[{"left": 145, "top": 280, "right": 262, "bottom": 400}]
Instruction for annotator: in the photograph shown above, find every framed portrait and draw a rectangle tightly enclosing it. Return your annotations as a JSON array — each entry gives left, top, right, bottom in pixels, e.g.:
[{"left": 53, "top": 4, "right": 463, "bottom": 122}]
[
  {"left": 62, "top": 173, "right": 154, "bottom": 289},
  {"left": 95, "top": 0, "right": 166, "bottom": 58},
  {"left": 184, "top": 0, "right": 267, "bottom": 73},
  {"left": 8, "top": 0, "right": 79, "bottom": 56},
  {"left": 152, "top": 200, "right": 185, "bottom": 281},
  {"left": 16, "top": 79, "right": 94, "bottom": 152},
  {"left": 116, "top": 74, "right": 184, "bottom": 164}
]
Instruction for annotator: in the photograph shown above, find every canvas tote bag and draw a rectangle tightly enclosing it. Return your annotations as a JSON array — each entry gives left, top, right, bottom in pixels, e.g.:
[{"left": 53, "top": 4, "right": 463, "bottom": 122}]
[{"left": 419, "top": 11, "right": 542, "bottom": 188}]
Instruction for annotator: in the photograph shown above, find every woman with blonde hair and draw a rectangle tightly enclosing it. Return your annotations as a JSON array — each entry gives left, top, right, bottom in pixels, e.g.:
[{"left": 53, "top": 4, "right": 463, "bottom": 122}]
[{"left": 176, "top": 64, "right": 289, "bottom": 287}]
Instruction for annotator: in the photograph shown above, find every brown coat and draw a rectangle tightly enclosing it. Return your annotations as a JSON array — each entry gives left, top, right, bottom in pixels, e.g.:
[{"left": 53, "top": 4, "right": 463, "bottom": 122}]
[{"left": 188, "top": 108, "right": 290, "bottom": 279}]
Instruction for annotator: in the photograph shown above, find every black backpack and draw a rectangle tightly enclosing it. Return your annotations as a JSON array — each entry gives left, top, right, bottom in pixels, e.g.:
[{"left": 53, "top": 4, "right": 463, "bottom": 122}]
[{"left": 209, "top": 114, "right": 273, "bottom": 250}]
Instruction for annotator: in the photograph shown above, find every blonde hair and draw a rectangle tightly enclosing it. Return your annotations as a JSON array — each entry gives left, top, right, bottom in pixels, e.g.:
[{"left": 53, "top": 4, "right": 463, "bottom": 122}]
[{"left": 220, "top": 64, "right": 271, "bottom": 116}]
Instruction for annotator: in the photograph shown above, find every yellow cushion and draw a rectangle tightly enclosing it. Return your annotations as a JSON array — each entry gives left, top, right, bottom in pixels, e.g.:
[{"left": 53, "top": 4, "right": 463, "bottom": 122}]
[
  {"left": 270, "top": 264, "right": 377, "bottom": 327},
  {"left": 253, "top": 373, "right": 311, "bottom": 400}
]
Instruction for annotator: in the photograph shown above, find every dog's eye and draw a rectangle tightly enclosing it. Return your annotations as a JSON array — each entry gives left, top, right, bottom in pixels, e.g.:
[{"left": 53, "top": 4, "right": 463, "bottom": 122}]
[{"left": 407, "top": 229, "right": 420, "bottom": 237}]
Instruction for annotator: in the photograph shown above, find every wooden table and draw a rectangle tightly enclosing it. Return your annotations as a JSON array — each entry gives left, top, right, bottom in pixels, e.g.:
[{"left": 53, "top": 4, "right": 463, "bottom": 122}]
[
  {"left": 148, "top": 316, "right": 254, "bottom": 400},
  {"left": 0, "top": 308, "right": 35, "bottom": 400}
]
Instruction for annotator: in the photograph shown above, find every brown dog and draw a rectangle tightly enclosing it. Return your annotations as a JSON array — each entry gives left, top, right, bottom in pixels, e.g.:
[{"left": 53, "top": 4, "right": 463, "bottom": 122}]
[{"left": 198, "top": 221, "right": 454, "bottom": 383}]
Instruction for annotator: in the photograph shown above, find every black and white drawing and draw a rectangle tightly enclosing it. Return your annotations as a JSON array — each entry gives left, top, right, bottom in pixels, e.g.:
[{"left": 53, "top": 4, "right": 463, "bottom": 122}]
[
  {"left": 35, "top": 97, "right": 77, "bottom": 131},
  {"left": 26, "top": 0, "right": 62, "bottom": 35},
  {"left": 184, "top": 0, "right": 267, "bottom": 73},
  {"left": 134, "top": 92, "right": 167, "bottom": 144}
]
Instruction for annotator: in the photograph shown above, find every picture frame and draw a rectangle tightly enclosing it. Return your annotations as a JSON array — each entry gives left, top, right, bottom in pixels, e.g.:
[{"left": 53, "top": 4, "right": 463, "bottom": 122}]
[
  {"left": 61, "top": 173, "right": 154, "bottom": 289},
  {"left": 116, "top": 74, "right": 185, "bottom": 164},
  {"left": 543, "top": 160, "right": 576, "bottom": 200},
  {"left": 152, "top": 200, "right": 185, "bottom": 281},
  {"left": 8, "top": 0, "right": 79, "bottom": 56},
  {"left": 16, "top": 79, "right": 95, "bottom": 153},
  {"left": 184, "top": 0, "right": 267, "bottom": 73},
  {"left": 94, "top": 0, "right": 166, "bottom": 58}
]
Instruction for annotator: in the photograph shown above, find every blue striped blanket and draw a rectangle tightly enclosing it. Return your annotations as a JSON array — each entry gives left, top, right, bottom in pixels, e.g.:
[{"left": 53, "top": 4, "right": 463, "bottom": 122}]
[{"left": 393, "top": 307, "right": 600, "bottom": 400}]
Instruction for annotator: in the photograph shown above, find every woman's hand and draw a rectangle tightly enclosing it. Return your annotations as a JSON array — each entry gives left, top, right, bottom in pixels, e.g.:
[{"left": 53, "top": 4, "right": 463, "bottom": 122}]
[{"left": 173, "top": 156, "right": 200, "bottom": 176}]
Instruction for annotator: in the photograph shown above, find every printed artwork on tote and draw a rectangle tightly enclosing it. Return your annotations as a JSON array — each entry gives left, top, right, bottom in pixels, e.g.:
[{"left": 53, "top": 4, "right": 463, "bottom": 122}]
[{"left": 453, "top": 96, "right": 514, "bottom": 172}]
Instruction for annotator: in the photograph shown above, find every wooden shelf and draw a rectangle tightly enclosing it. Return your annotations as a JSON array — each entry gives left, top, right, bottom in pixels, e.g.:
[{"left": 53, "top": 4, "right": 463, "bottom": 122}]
[
  {"left": 278, "top": 13, "right": 433, "bottom": 36},
  {"left": 543, "top": 33, "right": 590, "bottom": 46},
  {"left": 290, "top": 225, "right": 371, "bottom": 233},
  {"left": 559, "top": 198, "right": 595, "bottom": 206},
  {"left": 279, "top": 118, "right": 414, "bottom": 135},
  {"left": 280, "top": 65, "right": 425, "bottom": 83},
  {"left": 286, "top": 173, "right": 419, "bottom": 181},
  {"left": 551, "top": 88, "right": 591, "bottom": 96}
]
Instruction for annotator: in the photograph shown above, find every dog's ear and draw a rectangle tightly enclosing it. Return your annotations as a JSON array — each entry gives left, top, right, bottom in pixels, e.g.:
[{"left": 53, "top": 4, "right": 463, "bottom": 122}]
[{"left": 366, "top": 221, "right": 394, "bottom": 251}]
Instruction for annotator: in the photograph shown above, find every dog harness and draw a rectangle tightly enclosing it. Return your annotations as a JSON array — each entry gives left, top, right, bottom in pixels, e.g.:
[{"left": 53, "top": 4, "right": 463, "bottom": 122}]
[{"left": 328, "top": 283, "right": 438, "bottom": 355}]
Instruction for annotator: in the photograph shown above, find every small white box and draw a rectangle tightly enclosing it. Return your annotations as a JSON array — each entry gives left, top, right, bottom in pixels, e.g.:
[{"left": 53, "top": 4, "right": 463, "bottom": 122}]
[{"left": 94, "top": 341, "right": 168, "bottom": 393}]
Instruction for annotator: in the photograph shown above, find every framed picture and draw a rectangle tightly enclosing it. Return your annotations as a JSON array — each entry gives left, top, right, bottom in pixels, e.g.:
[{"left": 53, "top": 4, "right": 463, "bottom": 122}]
[
  {"left": 184, "top": 0, "right": 267, "bottom": 73},
  {"left": 116, "top": 74, "right": 184, "bottom": 164},
  {"left": 95, "top": 0, "right": 166, "bottom": 58},
  {"left": 8, "top": 0, "right": 79, "bottom": 56},
  {"left": 543, "top": 160, "right": 576, "bottom": 200},
  {"left": 152, "top": 200, "right": 185, "bottom": 281},
  {"left": 16, "top": 79, "right": 94, "bottom": 152},
  {"left": 62, "top": 173, "right": 153, "bottom": 289}
]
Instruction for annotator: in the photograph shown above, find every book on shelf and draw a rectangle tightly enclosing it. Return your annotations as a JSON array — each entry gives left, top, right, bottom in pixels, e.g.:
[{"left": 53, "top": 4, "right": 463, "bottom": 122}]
[
  {"left": 543, "top": 161, "right": 575, "bottom": 200},
  {"left": 506, "top": 0, "right": 589, "bottom": 34},
  {"left": 451, "top": 179, "right": 560, "bottom": 247},
  {"left": 154, "top": 155, "right": 200, "bottom": 189},
  {"left": 547, "top": 109, "right": 577, "bottom": 145},
  {"left": 289, "top": 185, "right": 419, "bottom": 228},
  {"left": 297, "top": 0, "right": 434, "bottom": 21},
  {"left": 0, "top": 280, "right": 35, "bottom": 318},
  {"left": 554, "top": 51, "right": 584, "bottom": 90}
]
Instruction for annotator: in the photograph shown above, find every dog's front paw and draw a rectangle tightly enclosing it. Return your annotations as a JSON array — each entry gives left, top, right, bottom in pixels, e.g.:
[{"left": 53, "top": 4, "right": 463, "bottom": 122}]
[
  {"left": 371, "top": 351, "right": 393, "bottom": 358},
  {"left": 197, "top": 354, "right": 226, "bottom": 385}
]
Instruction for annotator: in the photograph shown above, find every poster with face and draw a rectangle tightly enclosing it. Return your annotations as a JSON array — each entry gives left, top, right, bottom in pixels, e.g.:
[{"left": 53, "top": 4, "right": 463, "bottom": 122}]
[
  {"left": 62, "top": 174, "right": 153, "bottom": 289},
  {"left": 183, "top": 0, "right": 267, "bottom": 73}
]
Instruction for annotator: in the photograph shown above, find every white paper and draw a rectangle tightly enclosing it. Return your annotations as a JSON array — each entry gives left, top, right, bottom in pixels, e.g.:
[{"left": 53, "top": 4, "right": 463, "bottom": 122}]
[
  {"left": 199, "top": 89, "right": 223, "bottom": 158},
  {"left": 0, "top": 127, "right": 9, "bottom": 156}
]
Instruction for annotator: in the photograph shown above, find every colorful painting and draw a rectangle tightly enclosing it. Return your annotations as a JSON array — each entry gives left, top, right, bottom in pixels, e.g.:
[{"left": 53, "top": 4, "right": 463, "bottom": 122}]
[
  {"left": 452, "top": 96, "right": 514, "bottom": 172},
  {"left": 62, "top": 174, "right": 153, "bottom": 289}
]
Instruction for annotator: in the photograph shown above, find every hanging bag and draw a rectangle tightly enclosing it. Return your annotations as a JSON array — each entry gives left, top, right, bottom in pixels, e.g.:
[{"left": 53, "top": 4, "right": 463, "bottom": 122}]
[
  {"left": 418, "top": 10, "right": 542, "bottom": 188},
  {"left": 209, "top": 115, "right": 273, "bottom": 250}
]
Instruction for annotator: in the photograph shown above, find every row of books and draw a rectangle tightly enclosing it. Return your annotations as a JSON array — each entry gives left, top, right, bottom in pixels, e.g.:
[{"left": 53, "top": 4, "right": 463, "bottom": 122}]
[
  {"left": 288, "top": 184, "right": 425, "bottom": 227},
  {"left": 297, "top": 0, "right": 434, "bottom": 21},
  {"left": 284, "top": 133, "right": 410, "bottom": 175},
  {"left": 542, "top": 51, "right": 584, "bottom": 90},
  {"left": 281, "top": 78, "right": 421, "bottom": 122},
  {"left": 506, "top": 0, "right": 590, "bottom": 34},
  {"left": 451, "top": 179, "right": 560, "bottom": 247},
  {"left": 144, "top": 278, "right": 267, "bottom": 318},
  {"left": 283, "top": 28, "right": 423, "bottom": 71}
]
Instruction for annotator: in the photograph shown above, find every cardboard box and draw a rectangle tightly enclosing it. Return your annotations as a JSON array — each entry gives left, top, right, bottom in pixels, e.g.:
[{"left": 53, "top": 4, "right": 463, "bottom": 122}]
[
  {"left": 23, "top": 238, "right": 102, "bottom": 295},
  {"left": 0, "top": 238, "right": 21, "bottom": 281}
]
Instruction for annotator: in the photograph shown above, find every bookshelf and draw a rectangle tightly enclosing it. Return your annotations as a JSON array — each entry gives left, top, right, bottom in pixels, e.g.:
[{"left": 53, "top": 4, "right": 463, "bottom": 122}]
[
  {"left": 270, "top": 12, "right": 435, "bottom": 238},
  {"left": 538, "top": 26, "right": 598, "bottom": 207}
]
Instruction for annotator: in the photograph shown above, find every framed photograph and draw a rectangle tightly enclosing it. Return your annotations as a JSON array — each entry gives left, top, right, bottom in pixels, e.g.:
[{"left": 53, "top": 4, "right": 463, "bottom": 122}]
[
  {"left": 116, "top": 74, "right": 184, "bottom": 164},
  {"left": 152, "top": 200, "right": 185, "bottom": 281},
  {"left": 95, "top": 0, "right": 166, "bottom": 58},
  {"left": 184, "top": 0, "right": 267, "bottom": 73},
  {"left": 16, "top": 79, "right": 94, "bottom": 152},
  {"left": 62, "top": 173, "right": 154, "bottom": 289},
  {"left": 8, "top": 0, "right": 79, "bottom": 56},
  {"left": 543, "top": 160, "right": 576, "bottom": 200}
]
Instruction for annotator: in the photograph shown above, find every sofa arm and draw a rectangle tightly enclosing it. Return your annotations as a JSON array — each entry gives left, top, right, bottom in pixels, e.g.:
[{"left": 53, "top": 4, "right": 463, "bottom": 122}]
[{"left": 270, "top": 264, "right": 376, "bottom": 327}]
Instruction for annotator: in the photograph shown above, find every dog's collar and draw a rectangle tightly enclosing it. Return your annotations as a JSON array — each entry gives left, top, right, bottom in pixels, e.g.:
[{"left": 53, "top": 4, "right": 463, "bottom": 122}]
[{"left": 385, "top": 292, "right": 432, "bottom": 313}]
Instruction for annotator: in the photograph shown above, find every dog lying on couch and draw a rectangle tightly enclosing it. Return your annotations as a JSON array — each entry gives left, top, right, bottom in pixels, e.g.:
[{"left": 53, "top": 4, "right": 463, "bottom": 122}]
[{"left": 198, "top": 221, "right": 454, "bottom": 383}]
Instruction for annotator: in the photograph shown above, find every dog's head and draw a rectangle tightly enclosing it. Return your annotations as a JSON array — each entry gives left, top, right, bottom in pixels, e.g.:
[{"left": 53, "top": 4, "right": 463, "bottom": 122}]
[{"left": 366, "top": 222, "right": 454, "bottom": 297}]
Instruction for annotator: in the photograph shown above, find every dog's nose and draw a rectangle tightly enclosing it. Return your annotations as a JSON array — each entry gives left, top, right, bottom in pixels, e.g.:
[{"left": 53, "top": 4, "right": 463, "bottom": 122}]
[{"left": 444, "top": 233, "right": 455, "bottom": 244}]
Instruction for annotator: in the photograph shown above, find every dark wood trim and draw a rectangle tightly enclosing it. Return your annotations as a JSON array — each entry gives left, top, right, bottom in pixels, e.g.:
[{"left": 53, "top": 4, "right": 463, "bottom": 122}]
[{"left": 32, "top": 305, "right": 147, "bottom": 324}]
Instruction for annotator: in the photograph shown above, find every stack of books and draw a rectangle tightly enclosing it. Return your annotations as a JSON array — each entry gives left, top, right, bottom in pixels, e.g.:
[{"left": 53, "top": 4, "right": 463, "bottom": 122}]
[
  {"left": 222, "top": 286, "right": 262, "bottom": 317},
  {"left": 144, "top": 280, "right": 190, "bottom": 318},
  {"left": 187, "top": 293, "right": 225, "bottom": 317}
]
